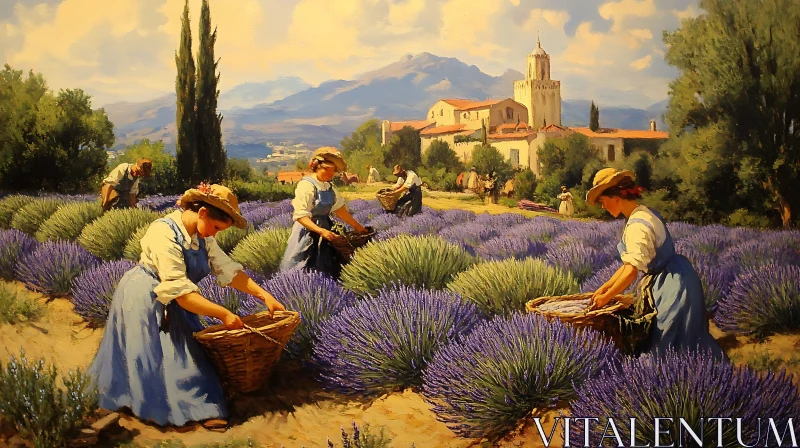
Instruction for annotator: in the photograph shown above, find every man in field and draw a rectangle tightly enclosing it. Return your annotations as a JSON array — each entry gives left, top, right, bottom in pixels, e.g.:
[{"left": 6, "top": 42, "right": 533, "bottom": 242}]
[{"left": 101, "top": 158, "right": 152, "bottom": 211}]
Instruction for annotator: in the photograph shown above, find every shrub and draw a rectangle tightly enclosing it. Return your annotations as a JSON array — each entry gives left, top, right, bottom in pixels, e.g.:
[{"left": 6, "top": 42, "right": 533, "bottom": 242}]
[
  {"left": 666, "top": 221, "right": 700, "bottom": 241},
  {"left": 366, "top": 213, "right": 401, "bottom": 231},
  {"left": 341, "top": 235, "right": 475, "bottom": 297},
  {"left": 241, "top": 204, "right": 280, "bottom": 228},
  {"left": 422, "top": 313, "right": 619, "bottom": 440},
  {"left": 719, "top": 239, "right": 800, "bottom": 274},
  {"left": 70, "top": 260, "right": 136, "bottom": 326},
  {"left": 0, "top": 351, "right": 98, "bottom": 448},
  {"left": 0, "top": 282, "right": 44, "bottom": 324},
  {"left": 314, "top": 285, "right": 481, "bottom": 394},
  {"left": 344, "top": 199, "right": 379, "bottom": 213},
  {"left": 680, "top": 231, "right": 731, "bottom": 257},
  {"left": 36, "top": 201, "right": 104, "bottom": 242},
  {"left": 476, "top": 236, "right": 546, "bottom": 261},
  {"left": 448, "top": 258, "right": 579, "bottom": 317},
  {"left": 503, "top": 217, "right": 562, "bottom": 243},
  {"left": 227, "top": 179, "right": 295, "bottom": 202},
  {"left": 692, "top": 255, "right": 737, "bottom": 314},
  {"left": 258, "top": 213, "right": 294, "bottom": 230},
  {"left": 138, "top": 194, "right": 181, "bottom": 212},
  {"left": 551, "top": 226, "right": 614, "bottom": 250},
  {"left": 15, "top": 241, "right": 100, "bottom": 296},
  {"left": 570, "top": 349, "right": 800, "bottom": 447},
  {"left": 0, "top": 195, "right": 35, "bottom": 229},
  {"left": 215, "top": 224, "right": 253, "bottom": 254},
  {"left": 78, "top": 208, "right": 162, "bottom": 260},
  {"left": 10, "top": 198, "right": 65, "bottom": 236},
  {"left": 197, "top": 271, "right": 267, "bottom": 327},
  {"left": 472, "top": 212, "right": 528, "bottom": 228},
  {"left": 440, "top": 209, "right": 475, "bottom": 225},
  {"left": 714, "top": 264, "right": 800, "bottom": 338},
  {"left": 327, "top": 422, "right": 394, "bottom": 448},
  {"left": 0, "top": 229, "right": 38, "bottom": 280},
  {"left": 122, "top": 225, "right": 150, "bottom": 261},
  {"left": 544, "top": 242, "right": 614, "bottom": 284},
  {"left": 375, "top": 213, "right": 445, "bottom": 239},
  {"left": 438, "top": 223, "right": 498, "bottom": 247},
  {"left": 230, "top": 228, "right": 291, "bottom": 278},
  {"left": 263, "top": 269, "right": 356, "bottom": 360}
]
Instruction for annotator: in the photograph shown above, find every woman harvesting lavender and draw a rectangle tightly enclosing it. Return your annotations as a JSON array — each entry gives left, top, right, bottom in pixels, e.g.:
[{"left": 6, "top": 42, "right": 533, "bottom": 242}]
[
  {"left": 586, "top": 168, "right": 725, "bottom": 360},
  {"left": 88, "top": 184, "right": 286, "bottom": 430}
]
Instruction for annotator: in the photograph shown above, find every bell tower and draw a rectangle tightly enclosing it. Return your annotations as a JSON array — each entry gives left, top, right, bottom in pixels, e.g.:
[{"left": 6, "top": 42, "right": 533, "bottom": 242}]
[{"left": 514, "top": 34, "right": 562, "bottom": 129}]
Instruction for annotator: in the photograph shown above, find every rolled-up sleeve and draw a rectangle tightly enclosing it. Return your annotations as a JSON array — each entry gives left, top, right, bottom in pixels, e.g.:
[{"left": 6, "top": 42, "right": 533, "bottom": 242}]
[
  {"left": 291, "top": 180, "right": 315, "bottom": 221},
  {"left": 206, "top": 237, "right": 244, "bottom": 286},
  {"left": 141, "top": 221, "right": 200, "bottom": 304},
  {"left": 620, "top": 222, "right": 657, "bottom": 272},
  {"left": 102, "top": 164, "right": 127, "bottom": 186},
  {"left": 394, "top": 177, "right": 404, "bottom": 187}
]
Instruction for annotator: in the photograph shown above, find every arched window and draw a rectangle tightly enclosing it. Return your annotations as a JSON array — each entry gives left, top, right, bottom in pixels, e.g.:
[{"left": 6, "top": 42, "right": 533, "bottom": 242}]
[
  {"left": 440, "top": 109, "right": 443, "bottom": 116},
  {"left": 506, "top": 107, "right": 513, "bottom": 119}
]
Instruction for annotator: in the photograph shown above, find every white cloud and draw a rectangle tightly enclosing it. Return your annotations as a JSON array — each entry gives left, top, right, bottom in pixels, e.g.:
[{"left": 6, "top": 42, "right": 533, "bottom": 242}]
[
  {"left": 630, "top": 54, "right": 652, "bottom": 70},
  {"left": 674, "top": 4, "right": 700, "bottom": 20}
]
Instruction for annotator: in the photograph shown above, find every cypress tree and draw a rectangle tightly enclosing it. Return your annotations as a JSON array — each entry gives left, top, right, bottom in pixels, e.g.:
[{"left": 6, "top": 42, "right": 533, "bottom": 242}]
[
  {"left": 589, "top": 100, "right": 600, "bottom": 132},
  {"left": 196, "top": 0, "right": 226, "bottom": 182},
  {"left": 175, "top": 0, "right": 197, "bottom": 186}
]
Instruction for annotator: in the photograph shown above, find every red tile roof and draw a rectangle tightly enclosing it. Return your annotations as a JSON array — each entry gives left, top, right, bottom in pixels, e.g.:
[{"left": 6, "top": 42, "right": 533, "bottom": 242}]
[
  {"left": 441, "top": 98, "right": 502, "bottom": 111},
  {"left": 488, "top": 131, "right": 536, "bottom": 139},
  {"left": 276, "top": 171, "right": 307, "bottom": 183},
  {"left": 540, "top": 124, "right": 571, "bottom": 133},
  {"left": 389, "top": 120, "right": 434, "bottom": 132},
  {"left": 570, "top": 127, "right": 669, "bottom": 139},
  {"left": 420, "top": 124, "right": 467, "bottom": 136}
]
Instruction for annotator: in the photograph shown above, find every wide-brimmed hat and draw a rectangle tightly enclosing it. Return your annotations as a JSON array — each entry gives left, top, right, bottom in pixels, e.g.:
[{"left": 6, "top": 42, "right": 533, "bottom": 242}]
[
  {"left": 177, "top": 183, "right": 247, "bottom": 229},
  {"left": 311, "top": 147, "right": 347, "bottom": 172},
  {"left": 586, "top": 168, "right": 635, "bottom": 206},
  {"left": 392, "top": 165, "right": 405, "bottom": 176}
]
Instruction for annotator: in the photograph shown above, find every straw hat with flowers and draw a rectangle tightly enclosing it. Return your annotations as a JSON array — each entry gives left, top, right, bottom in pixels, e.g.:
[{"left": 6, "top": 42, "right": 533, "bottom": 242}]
[
  {"left": 177, "top": 183, "right": 247, "bottom": 229},
  {"left": 311, "top": 147, "right": 347, "bottom": 172},
  {"left": 586, "top": 168, "right": 635, "bottom": 206}
]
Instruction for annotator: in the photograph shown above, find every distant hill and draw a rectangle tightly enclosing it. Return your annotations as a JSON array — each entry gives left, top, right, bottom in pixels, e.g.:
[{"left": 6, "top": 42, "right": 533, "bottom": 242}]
[{"left": 100, "top": 53, "right": 669, "bottom": 159}]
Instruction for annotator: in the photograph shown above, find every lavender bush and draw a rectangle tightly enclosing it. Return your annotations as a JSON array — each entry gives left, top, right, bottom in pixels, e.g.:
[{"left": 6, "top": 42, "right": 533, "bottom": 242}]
[
  {"left": 122, "top": 225, "right": 150, "bottom": 261},
  {"left": 503, "top": 217, "right": 562, "bottom": 243},
  {"left": 78, "top": 208, "right": 162, "bottom": 260},
  {"left": 666, "top": 221, "right": 700, "bottom": 241},
  {"left": 242, "top": 204, "right": 283, "bottom": 228},
  {"left": 680, "top": 231, "right": 732, "bottom": 257},
  {"left": 344, "top": 199, "right": 379, "bottom": 213},
  {"left": 10, "top": 199, "right": 65, "bottom": 236},
  {"left": 15, "top": 241, "right": 100, "bottom": 297},
  {"left": 714, "top": 264, "right": 800, "bottom": 338},
  {"left": 229, "top": 228, "right": 291, "bottom": 278},
  {"left": 476, "top": 236, "right": 546, "bottom": 261},
  {"left": 198, "top": 271, "right": 267, "bottom": 327},
  {"left": 0, "top": 229, "right": 38, "bottom": 280},
  {"left": 0, "top": 195, "right": 35, "bottom": 229},
  {"left": 138, "top": 194, "right": 181, "bottom": 212},
  {"left": 70, "top": 260, "right": 135, "bottom": 326},
  {"left": 366, "top": 213, "right": 401, "bottom": 231},
  {"left": 388, "top": 213, "right": 446, "bottom": 237},
  {"left": 35, "top": 201, "right": 103, "bottom": 242},
  {"left": 545, "top": 242, "right": 614, "bottom": 284},
  {"left": 422, "top": 313, "right": 619, "bottom": 440},
  {"left": 472, "top": 212, "right": 528, "bottom": 228},
  {"left": 692, "top": 254, "right": 737, "bottom": 314},
  {"left": 258, "top": 213, "right": 294, "bottom": 230},
  {"left": 340, "top": 235, "right": 475, "bottom": 297},
  {"left": 551, "top": 226, "right": 614, "bottom": 250},
  {"left": 440, "top": 209, "right": 476, "bottom": 225},
  {"left": 570, "top": 349, "right": 800, "bottom": 447},
  {"left": 719, "top": 239, "right": 800, "bottom": 274},
  {"left": 448, "top": 258, "right": 579, "bottom": 317},
  {"left": 263, "top": 269, "right": 356, "bottom": 360},
  {"left": 580, "top": 260, "right": 641, "bottom": 295},
  {"left": 314, "top": 285, "right": 481, "bottom": 394},
  {"left": 214, "top": 224, "right": 253, "bottom": 254},
  {"left": 237, "top": 200, "right": 265, "bottom": 213},
  {"left": 438, "top": 223, "right": 498, "bottom": 247}
]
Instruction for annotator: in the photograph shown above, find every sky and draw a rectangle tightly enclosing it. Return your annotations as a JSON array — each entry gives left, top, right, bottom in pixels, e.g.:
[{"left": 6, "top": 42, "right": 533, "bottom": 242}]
[{"left": 0, "top": 0, "right": 702, "bottom": 109}]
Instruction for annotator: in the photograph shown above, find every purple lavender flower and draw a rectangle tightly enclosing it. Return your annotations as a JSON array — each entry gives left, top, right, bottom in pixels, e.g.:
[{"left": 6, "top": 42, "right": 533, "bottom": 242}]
[
  {"left": 258, "top": 212, "right": 295, "bottom": 230},
  {"left": 581, "top": 260, "right": 640, "bottom": 295},
  {"left": 420, "top": 206, "right": 442, "bottom": 217},
  {"left": 765, "top": 230, "right": 800, "bottom": 251},
  {"left": 271, "top": 199, "right": 295, "bottom": 214},
  {"left": 198, "top": 269, "right": 267, "bottom": 327},
  {"left": 440, "top": 209, "right": 476, "bottom": 225},
  {"left": 0, "top": 229, "right": 38, "bottom": 280},
  {"left": 344, "top": 199, "right": 380, "bottom": 213},
  {"left": 70, "top": 260, "right": 135, "bottom": 326},
  {"left": 366, "top": 213, "right": 401, "bottom": 231},
  {"left": 714, "top": 263, "right": 800, "bottom": 337},
  {"left": 138, "top": 194, "right": 182, "bottom": 212},
  {"left": 422, "top": 313, "right": 619, "bottom": 440},
  {"left": 438, "top": 223, "right": 498, "bottom": 247},
  {"left": 551, "top": 227, "right": 614, "bottom": 250},
  {"left": 242, "top": 204, "right": 279, "bottom": 227},
  {"left": 476, "top": 236, "right": 546, "bottom": 261},
  {"left": 237, "top": 200, "right": 265, "bottom": 213},
  {"left": 503, "top": 217, "right": 563, "bottom": 243},
  {"left": 15, "top": 241, "right": 100, "bottom": 296},
  {"left": 263, "top": 269, "right": 356, "bottom": 360},
  {"left": 691, "top": 254, "right": 736, "bottom": 314},
  {"left": 313, "top": 285, "right": 481, "bottom": 394},
  {"left": 570, "top": 349, "right": 800, "bottom": 447},
  {"left": 719, "top": 239, "right": 800, "bottom": 274},
  {"left": 389, "top": 213, "right": 445, "bottom": 236},
  {"left": 666, "top": 221, "right": 700, "bottom": 241},
  {"left": 472, "top": 212, "right": 528, "bottom": 228},
  {"left": 680, "top": 231, "right": 731, "bottom": 256},
  {"left": 545, "top": 242, "right": 614, "bottom": 284}
]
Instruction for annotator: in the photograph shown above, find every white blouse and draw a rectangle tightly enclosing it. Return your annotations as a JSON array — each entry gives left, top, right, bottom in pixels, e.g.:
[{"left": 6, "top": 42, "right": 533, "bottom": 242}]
[
  {"left": 394, "top": 170, "right": 422, "bottom": 188},
  {"left": 139, "top": 210, "right": 244, "bottom": 304},
  {"left": 291, "top": 177, "right": 345, "bottom": 221},
  {"left": 103, "top": 163, "right": 141, "bottom": 196},
  {"left": 620, "top": 205, "right": 667, "bottom": 272}
]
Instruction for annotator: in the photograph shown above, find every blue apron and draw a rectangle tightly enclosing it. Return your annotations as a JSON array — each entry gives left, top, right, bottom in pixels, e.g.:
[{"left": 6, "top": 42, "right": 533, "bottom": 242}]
[
  {"left": 280, "top": 176, "right": 345, "bottom": 279},
  {"left": 619, "top": 209, "right": 726, "bottom": 360},
  {"left": 88, "top": 217, "right": 228, "bottom": 427}
]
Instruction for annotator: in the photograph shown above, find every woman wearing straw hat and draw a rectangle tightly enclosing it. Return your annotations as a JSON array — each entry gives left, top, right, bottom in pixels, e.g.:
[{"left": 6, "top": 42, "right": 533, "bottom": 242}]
[
  {"left": 280, "top": 147, "right": 369, "bottom": 279},
  {"left": 558, "top": 185, "right": 574, "bottom": 217},
  {"left": 586, "top": 168, "right": 725, "bottom": 360},
  {"left": 88, "top": 183, "right": 286, "bottom": 430},
  {"left": 390, "top": 164, "right": 423, "bottom": 217}
]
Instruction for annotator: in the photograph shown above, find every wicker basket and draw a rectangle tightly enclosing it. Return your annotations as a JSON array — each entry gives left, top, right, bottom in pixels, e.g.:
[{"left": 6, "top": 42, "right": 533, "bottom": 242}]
[
  {"left": 526, "top": 292, "right": 656, "bottom": 355},
  {"left": 194, "top": 310, "right": 301, "bottom": 395},
  {"left": 376, "top": 188, "right": 402, "bottom": 211},
  {"left": 329, "top": 226, "right": 377, "bottom": 260}
]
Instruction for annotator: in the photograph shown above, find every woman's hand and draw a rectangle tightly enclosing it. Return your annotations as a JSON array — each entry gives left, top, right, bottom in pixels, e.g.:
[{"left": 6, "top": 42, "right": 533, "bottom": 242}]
[
  {"left": 321, "top": 229, "right": 344, "bottom": 243},
  {"left": 589, "top": 290, "right": 613, "bottom": 311},
  {"left": 222, "top": 311, "right": 243, "bottom": 330},
  {"left": 354, "top": 224, "right": 369, "bottom": 234},
  {"left": 260, "top": 292, "right": 286, "bottom": 319}
]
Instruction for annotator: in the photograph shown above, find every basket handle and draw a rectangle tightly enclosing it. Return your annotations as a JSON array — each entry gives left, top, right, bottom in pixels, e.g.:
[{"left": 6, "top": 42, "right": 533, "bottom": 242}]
[{"left": 242, "top": 323, "right": 288, "bottom": 351}]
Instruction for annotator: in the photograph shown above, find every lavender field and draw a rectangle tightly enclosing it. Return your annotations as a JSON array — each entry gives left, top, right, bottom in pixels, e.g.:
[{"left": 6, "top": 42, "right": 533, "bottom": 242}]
[{"left": 1, "top": 192, "right": 799, "bottom": 444}]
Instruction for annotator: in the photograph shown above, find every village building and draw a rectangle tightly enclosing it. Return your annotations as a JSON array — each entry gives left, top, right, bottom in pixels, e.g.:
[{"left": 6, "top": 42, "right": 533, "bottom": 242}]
[{"left": 380, "top": 38, "right": 669, "bottom": 177}]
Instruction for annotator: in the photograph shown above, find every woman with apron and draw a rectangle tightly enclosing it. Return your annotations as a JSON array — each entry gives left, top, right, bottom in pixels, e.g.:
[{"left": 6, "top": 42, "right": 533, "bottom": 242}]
[
  {"left": 88, "top": 184, "right": 286, "bottom": 430},
  {"left": 586, "top": 168, "right": 725, "bottom": 360},
  {"left": 391, "top": 164, "right": 423, "bottom": 217},
  {"left": 558, "top": 185, "right": 574, "bottom": 216},
  {"left": 280, "top": 147, "right": 369, "bottom": 280}
]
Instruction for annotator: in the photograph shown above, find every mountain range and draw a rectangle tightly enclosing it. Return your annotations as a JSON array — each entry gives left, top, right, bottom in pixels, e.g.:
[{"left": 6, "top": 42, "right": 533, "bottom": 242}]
[{"left": 101, "top": 52, "right": 669, "bottom": 159}]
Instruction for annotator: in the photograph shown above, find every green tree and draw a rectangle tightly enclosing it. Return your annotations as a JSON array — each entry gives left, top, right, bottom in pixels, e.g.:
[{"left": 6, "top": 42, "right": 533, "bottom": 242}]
[
  {"left": 664, "top": 0, "right": 800, "bottom": 227},
  {"left": 196, "top": 0, "right": 226, "bottom": 183},
  {"left": 114, "top": 139, "right": 180, "bottom": 195},
  {"left": 225, "top": 158, "right": 252, "bottom": 181},
  {"left": 424, "top": 139, "right": 463, "bottom": 173},
  {"left": 383, "top": 126, "right": 421, "bottom": 170},
  {"left": 589, "top": 101, "right": 599, "bottom": 131},
  {"left": 340, "top": 119, "right": 381, "bottom": 157},
  {"left": 470, "top": 144, "right": 513, "bottom": 185},
  {"left": 513, "top": 169, "right": 537, "bottom": 200},
  {"left": 538, "top": 133, "right": 600, "bottom": 187},
  {"left": 175, "top": 0, "right": 196, "bottom": 187},
  {"left": 631, "top": 152, "right": 653, "bottom": 191}
]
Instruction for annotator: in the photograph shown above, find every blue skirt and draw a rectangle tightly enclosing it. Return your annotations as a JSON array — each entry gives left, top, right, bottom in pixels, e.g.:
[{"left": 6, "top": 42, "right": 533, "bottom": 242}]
[{"left": 88, "top": 266, "right": 227, "bottom": 426}]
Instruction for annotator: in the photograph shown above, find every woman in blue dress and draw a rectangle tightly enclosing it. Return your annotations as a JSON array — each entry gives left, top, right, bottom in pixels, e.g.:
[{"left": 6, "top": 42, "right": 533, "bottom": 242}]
[
  {"left": 280, "top": 147, "right": 369, "bottom": 279},
  {"left": 88, "top": 184, "right": 287, "bottom": 430},
  {"left": 586, "top": 168, "right": 725, "bottom": 360}
]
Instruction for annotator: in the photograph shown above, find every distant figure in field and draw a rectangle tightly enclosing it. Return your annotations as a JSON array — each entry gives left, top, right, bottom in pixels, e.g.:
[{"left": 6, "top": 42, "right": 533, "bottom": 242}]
[
  {"left": 558, "top": 185, "right": 574, "bottom": 217},
  {"left": 101, "top": 159, "right": 152, "bottom": 211},
  {"left": 466, "top": 167, "right": 478, "bottom": 190},
  {"left": 366, "top": 165, "right": 381, "bottom": 184}
]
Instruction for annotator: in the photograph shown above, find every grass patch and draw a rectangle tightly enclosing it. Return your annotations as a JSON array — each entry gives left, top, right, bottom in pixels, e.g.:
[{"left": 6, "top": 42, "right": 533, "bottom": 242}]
[
  {"left": 730, "top": 347, "right": 800, "bottom": 372},
  {"left": 115, "top": 439, "right": 261, "bottom": 448},
  {"left": 0, "top": 282, "right": 44, "bottom": 324}
]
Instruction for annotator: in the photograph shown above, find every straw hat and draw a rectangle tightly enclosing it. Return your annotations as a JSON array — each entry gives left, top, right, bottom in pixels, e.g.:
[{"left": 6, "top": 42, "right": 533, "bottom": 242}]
[
  {"left": 392, "top": 165, "right": 404, "bottom": 176},
  {"left": 177, "top": 183, "right": 247, "bottom": 229},
  {"left": 586, "top": 168, "right": 635, "bottom": 206},
  {"left": 311, "top": 147, "right": 347, "bottom": 172}
]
